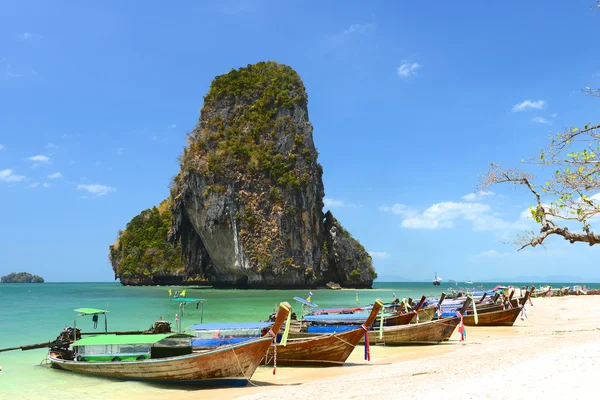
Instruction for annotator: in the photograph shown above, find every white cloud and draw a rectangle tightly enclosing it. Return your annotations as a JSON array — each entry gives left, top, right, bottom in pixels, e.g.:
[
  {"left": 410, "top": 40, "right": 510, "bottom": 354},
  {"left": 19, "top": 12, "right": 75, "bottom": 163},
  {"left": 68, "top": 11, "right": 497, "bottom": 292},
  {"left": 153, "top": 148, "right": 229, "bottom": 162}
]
[
  {"left": 326, "top": 23, "right": 376, "bottom": 52},
  {"left": 77, "top": 184, "right": 116, "bottom": 196},
  {"left": 1, "top": 57, "right": 20, "bottom": 80},
  {"left": 462, "top": 191, "right": 494, "bottom": 201},
  {"left": 27, "top": 155, "right": 50, "bottom": 164},
  {"left": 593, "top": 72, "right": 600, "bottom": 79},
  {"left": 532, "top": 116, "right": 552, "bottom": 125},
  {"left": 379, "top": 203, "right": 412, "bottom": 216},
  {"left": 344, "top": 23, "right": 376, "bottom": 34},
  {"left": 16, "top": 32, "right": 41, "bottom": 41},
  {"left": 169, "top": 124, "right": 177, "bottom": 129},
  {"left": 47, "top": 143, "right": 59, "bottom": 149},
  {"left": 512, "top": 100, "right": 546, "bottom": 112},
  {"left": 324, "top": 198, "right": 344, "bottom": 208},
  {"left": 42, "top": 182, "right": 53, "bottom": 188},
  {"left": 26, "top": 182, "right": 39, "bottom": 189},
  {"left": 47, "top": 172, "right": 63, "bottom": 179},
  {"left": 368, "top": 251, "right": 389, "bottom": 259},
  {"left": 116, "top": 148, "right": 125, "bottom": 156},
  {"left": 401, "top": 202, "right": 491, "bottom": 230},
  {"left": 397, "top": 61, "right": 420, "bottom": 78},
  {"left": 0, "top": 169, "right": 26, "bottom": 182},
  {"left": 0, "top": 144, "right": 4, "bottom": 151}
]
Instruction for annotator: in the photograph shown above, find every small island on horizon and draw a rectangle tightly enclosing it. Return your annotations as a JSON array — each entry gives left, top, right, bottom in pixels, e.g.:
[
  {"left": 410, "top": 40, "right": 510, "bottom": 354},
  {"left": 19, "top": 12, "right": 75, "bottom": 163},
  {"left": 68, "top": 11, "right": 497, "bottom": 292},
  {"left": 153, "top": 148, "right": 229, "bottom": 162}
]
[{"left": 1, "top": 272, "right": 45, "bottom": 283}]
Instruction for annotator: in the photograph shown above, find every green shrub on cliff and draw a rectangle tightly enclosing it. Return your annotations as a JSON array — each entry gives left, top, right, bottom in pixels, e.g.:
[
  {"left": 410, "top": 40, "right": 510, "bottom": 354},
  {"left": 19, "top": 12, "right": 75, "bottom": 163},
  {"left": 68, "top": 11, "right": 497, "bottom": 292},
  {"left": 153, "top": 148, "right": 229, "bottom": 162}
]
[
  {"left": 109, "top": 200, "right": 184, "bottom": 281},
  {"left": 174, "top": 61, "right": 317, "bottom": 197}
]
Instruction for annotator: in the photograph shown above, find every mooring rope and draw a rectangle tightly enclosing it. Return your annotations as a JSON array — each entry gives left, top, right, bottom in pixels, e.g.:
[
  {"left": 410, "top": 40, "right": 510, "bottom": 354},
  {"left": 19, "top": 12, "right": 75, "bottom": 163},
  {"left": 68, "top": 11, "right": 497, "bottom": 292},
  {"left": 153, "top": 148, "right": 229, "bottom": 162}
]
[{"left": 229, "top": 344, "right": 259, "bottom": 387}]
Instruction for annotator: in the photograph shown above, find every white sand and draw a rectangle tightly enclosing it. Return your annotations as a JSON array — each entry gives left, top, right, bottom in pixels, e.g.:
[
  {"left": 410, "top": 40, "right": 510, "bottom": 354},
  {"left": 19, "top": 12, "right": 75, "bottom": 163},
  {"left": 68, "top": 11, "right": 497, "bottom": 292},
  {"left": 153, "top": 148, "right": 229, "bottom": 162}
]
[{"left": 133, "top": 296, "right": 600, "bottom": 400}]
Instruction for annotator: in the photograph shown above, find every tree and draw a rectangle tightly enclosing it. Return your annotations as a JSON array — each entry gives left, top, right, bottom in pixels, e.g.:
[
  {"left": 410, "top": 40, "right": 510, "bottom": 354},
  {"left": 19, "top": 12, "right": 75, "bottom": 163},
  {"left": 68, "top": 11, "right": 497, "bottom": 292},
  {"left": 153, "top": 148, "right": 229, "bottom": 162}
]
[
  {"left": 481, "top": 97, "right": 599, "bottom": 250},
  {"left": 479, "top": 2, "right": 600, "bottom": 251}
]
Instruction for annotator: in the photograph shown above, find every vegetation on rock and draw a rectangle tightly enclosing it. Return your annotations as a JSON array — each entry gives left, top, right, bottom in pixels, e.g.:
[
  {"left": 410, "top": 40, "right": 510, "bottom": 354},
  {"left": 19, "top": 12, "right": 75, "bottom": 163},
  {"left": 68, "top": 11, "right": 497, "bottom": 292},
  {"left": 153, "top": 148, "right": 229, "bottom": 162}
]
[
  {"left": 1, "top": 272, "right": 44, "bottom": 283},
  {"left": 109, "top": 200, "right": 187, "bottom": 284}
]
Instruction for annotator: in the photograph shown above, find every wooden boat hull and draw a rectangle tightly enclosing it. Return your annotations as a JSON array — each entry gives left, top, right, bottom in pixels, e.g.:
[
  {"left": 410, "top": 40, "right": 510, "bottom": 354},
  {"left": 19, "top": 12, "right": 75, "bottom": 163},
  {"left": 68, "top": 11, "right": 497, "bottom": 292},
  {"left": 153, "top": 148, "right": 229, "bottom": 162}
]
[
  {"left": 263, "top": 327, "right": 365, "bottom": 366},
  {"left": 48, "top": 337, "right": 273, "bottom": 384},
  {"left": 361, "top": 317, "right": 460, "bottom": 345},
  {"left": 411, "top": 306, "right": 436, "bottom": 323},
  {"left": 380, "top": 311, "right": 415, "bottom": 326},
  {"left": 462, "top": 307, "right": 523, "bottom": 327}
]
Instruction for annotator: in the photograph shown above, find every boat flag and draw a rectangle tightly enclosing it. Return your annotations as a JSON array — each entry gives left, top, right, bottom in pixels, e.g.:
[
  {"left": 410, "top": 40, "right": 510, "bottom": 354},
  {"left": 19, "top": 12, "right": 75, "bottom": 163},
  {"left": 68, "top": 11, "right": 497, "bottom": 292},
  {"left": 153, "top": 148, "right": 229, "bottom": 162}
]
[
  {"left": 379, "top": 306, "right": 384, "bottom": 339},
  {"left": 356, "top": 291, "right": 359, "bottom": 304},
  {"left": 456, "top": 311, "right": 466, "bottom": 341},
  {"left": 280, "top": 303, "right": 292, "bottom": 346},
  {"left": 392, "top": 292, "right": 396, "bottom": 300},
  {"left": 180, "top": 289, "right": 186, "bottom": 297},
  {"left": 307, "top": 290, "right": 313, "bottom": 302},
  {"left": 168, "top": 289, "right": 172, "bottom": 297},
  {"left": 468, "top": 295, "right": 478, "bottom": 325},
  {"left": 361, "top": 324, "right": 371, "bottom": 361}
]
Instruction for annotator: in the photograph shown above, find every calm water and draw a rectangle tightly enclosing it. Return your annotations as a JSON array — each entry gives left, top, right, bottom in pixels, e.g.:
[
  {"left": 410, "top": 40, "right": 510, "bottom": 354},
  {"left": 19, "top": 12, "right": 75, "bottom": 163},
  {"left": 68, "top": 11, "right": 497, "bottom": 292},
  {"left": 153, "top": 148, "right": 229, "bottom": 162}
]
[{"left": 0, "top": 281, "right": 597, "bottom": 399}]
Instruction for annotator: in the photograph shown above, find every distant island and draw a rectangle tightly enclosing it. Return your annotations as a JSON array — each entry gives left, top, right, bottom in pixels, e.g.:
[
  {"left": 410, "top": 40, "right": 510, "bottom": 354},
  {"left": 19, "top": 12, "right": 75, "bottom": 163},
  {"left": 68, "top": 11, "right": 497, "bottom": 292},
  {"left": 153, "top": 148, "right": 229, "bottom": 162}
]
[{"left": 1, "top": 272, "right": 45, "bottom": 283}]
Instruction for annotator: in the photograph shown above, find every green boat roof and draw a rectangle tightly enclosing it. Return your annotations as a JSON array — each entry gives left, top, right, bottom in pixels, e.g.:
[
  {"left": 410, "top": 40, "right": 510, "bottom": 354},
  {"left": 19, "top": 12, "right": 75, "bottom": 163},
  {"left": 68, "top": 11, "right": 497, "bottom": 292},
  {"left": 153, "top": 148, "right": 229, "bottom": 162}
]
[
  {"left": 74, "top": 308, "right": 109, "bottom": 315},
  {"left": 170, "top": 297, "right": 206, "bottom": 303},
  {"left": 73, "top": 334, "right": 176, "bottom": 346}
]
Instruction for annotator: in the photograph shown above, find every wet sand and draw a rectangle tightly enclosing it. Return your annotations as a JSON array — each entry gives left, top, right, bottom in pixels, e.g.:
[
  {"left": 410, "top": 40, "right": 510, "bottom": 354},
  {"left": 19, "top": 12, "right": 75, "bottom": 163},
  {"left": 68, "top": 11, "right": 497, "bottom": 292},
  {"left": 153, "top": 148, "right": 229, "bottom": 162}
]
[{"left": 126, "top": 295, "right": 600, "bottom": 400}]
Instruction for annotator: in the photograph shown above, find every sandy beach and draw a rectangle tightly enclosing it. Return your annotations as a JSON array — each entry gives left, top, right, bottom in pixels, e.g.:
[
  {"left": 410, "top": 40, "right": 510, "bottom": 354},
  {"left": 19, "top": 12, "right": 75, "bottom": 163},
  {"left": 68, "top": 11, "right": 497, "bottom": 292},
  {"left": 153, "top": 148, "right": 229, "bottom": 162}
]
[{"left": 121, "top": 295, "right": 600, "bottom": 400}]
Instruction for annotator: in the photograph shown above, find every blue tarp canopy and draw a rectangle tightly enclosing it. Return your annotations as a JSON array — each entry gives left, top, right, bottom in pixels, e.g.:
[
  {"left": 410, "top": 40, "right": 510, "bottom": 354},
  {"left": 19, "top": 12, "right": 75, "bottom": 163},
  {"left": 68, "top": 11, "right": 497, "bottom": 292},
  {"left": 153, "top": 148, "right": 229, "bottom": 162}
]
[
  {"left": 170, "top": 297, "right": 206, "bottom": 303},
  {"left": 304, "top": 313, "right": 393, "bottom": 322},
  {"left": 293, "top": 297, "right": 318, "bottom": 307},
  {"left": 188, "top": 322, "right": 273, "bottom": 331}
]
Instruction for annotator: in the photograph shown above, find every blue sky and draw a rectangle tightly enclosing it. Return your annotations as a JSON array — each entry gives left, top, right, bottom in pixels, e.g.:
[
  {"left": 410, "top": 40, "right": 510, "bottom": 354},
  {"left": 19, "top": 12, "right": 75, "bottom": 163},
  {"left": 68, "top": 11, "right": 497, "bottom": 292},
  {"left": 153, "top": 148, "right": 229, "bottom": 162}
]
[{"left": 1, "top": 1, "right": 599, "bottom": 282}]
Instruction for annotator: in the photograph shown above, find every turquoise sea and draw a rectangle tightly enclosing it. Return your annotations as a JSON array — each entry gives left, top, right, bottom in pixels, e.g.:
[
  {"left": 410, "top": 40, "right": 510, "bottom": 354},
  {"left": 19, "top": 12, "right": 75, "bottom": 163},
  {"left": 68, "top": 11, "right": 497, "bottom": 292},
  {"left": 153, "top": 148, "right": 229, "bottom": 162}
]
[{"left": 1, "top": 281, "right": 597, "bottom": 399}]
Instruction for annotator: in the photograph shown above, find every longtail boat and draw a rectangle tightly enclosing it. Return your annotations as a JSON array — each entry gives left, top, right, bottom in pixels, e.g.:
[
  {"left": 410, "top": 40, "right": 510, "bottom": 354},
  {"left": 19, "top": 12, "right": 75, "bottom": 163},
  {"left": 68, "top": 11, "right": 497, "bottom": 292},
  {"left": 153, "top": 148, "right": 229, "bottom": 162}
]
[
  {"left": 462, "top": 287, "right": 533, "bottom": 327},
  {"left": 361, "top": 297, "right": 473, "bottom": 346},
  {"left": 47, "top": 302, "right": 291, "bottom": 385},
  {"left": 299, "top": 296, "right": 425, "bottom": 334},
  {"left": 262, "top": 299, "right": 384, "bottom": 366}
]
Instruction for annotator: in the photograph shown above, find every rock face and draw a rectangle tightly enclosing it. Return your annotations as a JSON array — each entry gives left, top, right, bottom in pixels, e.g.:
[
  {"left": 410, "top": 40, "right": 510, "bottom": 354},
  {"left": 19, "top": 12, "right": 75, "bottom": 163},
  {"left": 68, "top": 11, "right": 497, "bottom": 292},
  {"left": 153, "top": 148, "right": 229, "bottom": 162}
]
[{"left": 168, "top": 62, "right": 376, "bottom": 288}]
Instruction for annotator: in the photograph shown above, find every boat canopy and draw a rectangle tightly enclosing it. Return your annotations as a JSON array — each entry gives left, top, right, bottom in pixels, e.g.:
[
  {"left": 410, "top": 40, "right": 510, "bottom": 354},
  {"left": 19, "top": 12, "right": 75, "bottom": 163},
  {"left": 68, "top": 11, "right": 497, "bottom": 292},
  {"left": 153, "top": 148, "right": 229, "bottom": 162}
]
[
  {"left": 188, "top": 322, "right": 272, "bottom": 331},
  {"left": 293, "top": 297, "right": 318, "bottom": 307},
  {"left": 74, "top": 308, "right": 109, "bottom": 315},
  {"left": 170, "top": 297, "right": 206, "bottom": 303},
  {"left": 73, "top": 334, "right": 176, "bottom": 347},
  {"left": 304, "top": 313, "right": 393, "bottom": 322}
]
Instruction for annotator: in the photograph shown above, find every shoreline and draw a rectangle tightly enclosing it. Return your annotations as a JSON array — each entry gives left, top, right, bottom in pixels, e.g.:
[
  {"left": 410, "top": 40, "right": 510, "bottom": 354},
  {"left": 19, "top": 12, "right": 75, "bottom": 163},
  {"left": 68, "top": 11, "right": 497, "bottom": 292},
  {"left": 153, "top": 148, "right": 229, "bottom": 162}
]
[{"left": 124, "top": 296, "right": 600, "bottom": 400}]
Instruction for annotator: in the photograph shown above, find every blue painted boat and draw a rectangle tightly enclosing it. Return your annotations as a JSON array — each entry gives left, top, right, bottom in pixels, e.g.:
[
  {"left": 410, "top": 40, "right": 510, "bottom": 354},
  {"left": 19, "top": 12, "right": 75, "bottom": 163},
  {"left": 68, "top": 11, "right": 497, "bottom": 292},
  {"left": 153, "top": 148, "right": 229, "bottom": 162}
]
[
  {"left": 306, "top": 325, "right": 359, "bottom": 334},
  {"left": 187, "top": 321, "right": 274, "bottom": 348},
  {"left": 303, "top": 312, "right": 396, "bottom": 323}
]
